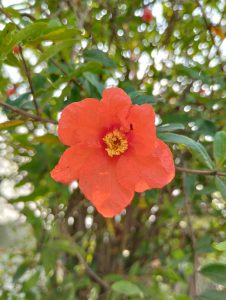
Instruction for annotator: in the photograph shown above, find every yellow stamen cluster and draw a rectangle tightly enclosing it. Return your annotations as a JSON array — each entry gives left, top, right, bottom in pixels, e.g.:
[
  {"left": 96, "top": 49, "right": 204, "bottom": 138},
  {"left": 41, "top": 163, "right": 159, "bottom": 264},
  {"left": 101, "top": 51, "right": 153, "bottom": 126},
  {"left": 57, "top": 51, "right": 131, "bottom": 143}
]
[{"left": 103, "top": 129, "right": 128, "bottom": 157}]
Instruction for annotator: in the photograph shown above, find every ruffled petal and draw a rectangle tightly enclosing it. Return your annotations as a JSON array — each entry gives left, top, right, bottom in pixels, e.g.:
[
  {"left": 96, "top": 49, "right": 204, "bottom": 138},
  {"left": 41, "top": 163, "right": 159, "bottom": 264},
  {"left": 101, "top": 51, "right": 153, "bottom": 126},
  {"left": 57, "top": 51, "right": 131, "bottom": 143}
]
[
  {"left": 127, "top": 103, "right": 156, "bottom": 156},
  {"left": 117, "top": 139, "right": 175, "bottom": 192},
  {"left": 78, "top": 152, "right": 134, "bottom": 217},
  {"left": 58, "top": 98, "right": 103, "bottom": 147},
  {"left": 100, "top": 88, "right": 132, "bottom": 128},
  {"left": 51, "top": 146, "right": 93, "bottom": 184}
]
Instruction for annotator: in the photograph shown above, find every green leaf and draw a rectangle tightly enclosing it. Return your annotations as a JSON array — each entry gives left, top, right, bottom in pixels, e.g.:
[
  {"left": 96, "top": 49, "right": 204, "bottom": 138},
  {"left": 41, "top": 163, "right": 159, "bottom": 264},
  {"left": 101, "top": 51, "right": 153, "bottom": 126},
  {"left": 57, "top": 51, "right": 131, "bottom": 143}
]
[
  {"left": 129, "top": 91, "right": 156, "bottom": 104},
  {"left": 42, "top": 245, "right": 58, "bottom": 274},
  {"left": 200, "top": 263, "right": 226, "bottom": 286},
  {"left": 0, "top": 120, "right": 26, "bottom": 130},
  {"left": 196, "top": 119, "right": 216, "bottom": 137},
  {"left": 0, "top": 23, "right": 17, "bottom": 60},
  {"left": 37, "top": 39, "right": 75, "bottom": 63},
  {"left": 1, "top": 7, "right": 20, "bottom": 18},
  {"left": 157, "top": 123, "right": 185, "bottom": 132},
  {"left": 215, "top": 177, "right": 226, "bottom": 199},
  {"left": 0, "top": 22, "right": 48, "bottom": 60},
  {"left": 213, "top": 131, "right": 226, "bottom": 167},
  {"left": 175, "top": 296, "right": 191, "bottom": 300},
  {"left": 41, "top": 239, "right": 83, "bottom": 273},
  {"left": 48, "top": 18, "right": 62, "bottom": 27},
  {"left": 18, "top": 22, "right": 49, "bottom": 39},
  {"left": 32, "top": 74, "right": 48, "bottom": 93},
  {"left": 198, "top": 290, "right": 226, "bottom": 300},
  {"left": 112, "top": 280, "right": 144, "bottom": 298},
  {"left": 52, "top": 239, "right": 83, "bottom": 256},
  {"left": 33, "top": 134, "right": 60, "bottom": 145},
  {"left": 48, "top": 61, "right": 103, "bottom": 91},
  {"left": 4, "top": 52, "right": 21, "bottom": 68},
  {"left": 14, "top": 22, "right": 50, "bottom": 43},
  {"left": 0, "top": 23, "right": 17, "bottom": 43},
  {"left": 6, "top": 92, "right": 31, "bottom": 109},
  {"left": 83, "top": 72, "right": 104, "bottom": 96},
  {"left": 84, "top": 49, "right": 116, "bottom": 68},
  {"left": 213, "top": 241, "right": 226, "bottom": 251},
  {"left": 75, "top": 61, "right": 103, "bottom": 75},
  {"left": 22, "top": 271, "right": 40, "bottom": 291},
  {"left": 135, "top": 95, "right": 155, "bottom": 104},
  {"left": 13, "top": 261, "right": 34, "bottom": 282},
  {"left": 33, "top": 27, "right": 78, "bottom": 42},
  {"left": 158, "top": 133, "right": 214, "bottom": 169},
  {"left": 0, "top": 23, "right": 77, "bottom": 60}
]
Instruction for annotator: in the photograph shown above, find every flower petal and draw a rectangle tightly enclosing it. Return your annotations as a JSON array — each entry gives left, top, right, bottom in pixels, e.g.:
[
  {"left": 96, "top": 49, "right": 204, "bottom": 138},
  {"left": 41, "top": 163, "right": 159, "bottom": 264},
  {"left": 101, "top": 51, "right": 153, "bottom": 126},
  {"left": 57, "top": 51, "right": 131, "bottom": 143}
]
[
  {"left": 51, "top": 146, "right": 93, "bottom": 184},
  {"left": 78, "top": 152, "right": 134, "bottom": 217},
  {"left": 102, "top": 87, "right": 132, "bottom": 106},
  {"left": 117, "top": 139, "right": 175, "bottom": 192},
  {"left": 127, "top": 103, "right": 156, "bottom": 156},
  {"left": 58, "top": 98, "right": 102, "bottom": 147},
  {"left": 101, "top": 88, "right": 132, "bottom": 128}
]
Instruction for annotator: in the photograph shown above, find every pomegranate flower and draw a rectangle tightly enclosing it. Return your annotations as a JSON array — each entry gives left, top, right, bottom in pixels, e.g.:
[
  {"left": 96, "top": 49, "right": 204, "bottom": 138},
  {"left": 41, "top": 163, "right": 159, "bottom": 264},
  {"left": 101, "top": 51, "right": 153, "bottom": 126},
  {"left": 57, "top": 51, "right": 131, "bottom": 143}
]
[{"left": 51, "top": 88, "right": 175, "bottom": 217}]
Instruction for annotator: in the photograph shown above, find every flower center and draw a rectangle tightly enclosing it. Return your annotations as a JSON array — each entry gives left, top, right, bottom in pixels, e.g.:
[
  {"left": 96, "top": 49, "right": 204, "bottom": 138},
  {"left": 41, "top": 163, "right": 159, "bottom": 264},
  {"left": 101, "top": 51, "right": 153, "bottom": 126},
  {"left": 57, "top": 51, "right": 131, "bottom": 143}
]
[{"left": 103, "top": 129, "right": 128, "bottom": 157}]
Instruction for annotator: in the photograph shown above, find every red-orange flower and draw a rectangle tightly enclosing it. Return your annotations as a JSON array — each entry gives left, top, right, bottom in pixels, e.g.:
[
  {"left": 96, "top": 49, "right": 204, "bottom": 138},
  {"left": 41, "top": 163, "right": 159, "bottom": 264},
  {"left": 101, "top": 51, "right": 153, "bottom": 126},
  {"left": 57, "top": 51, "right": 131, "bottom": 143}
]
[
  {"left": 142, "top": 7, "right": 153, "bottom": 23},
  {"left": 51, "top": 88, "right": 175, "bottom": 217}
]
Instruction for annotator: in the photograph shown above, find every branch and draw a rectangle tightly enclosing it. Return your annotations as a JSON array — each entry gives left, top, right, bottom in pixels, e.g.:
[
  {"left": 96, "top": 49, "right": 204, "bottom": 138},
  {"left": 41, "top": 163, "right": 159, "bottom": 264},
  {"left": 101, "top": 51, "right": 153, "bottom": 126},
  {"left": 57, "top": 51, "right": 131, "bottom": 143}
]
[
  {"left": 60, "top": 220, "right": 110, "bottom": 290},
  {"left": 178, "top": 82, "right": 193, "bottom": 102},
  {"left": 195, "top": 0, "right": 225, "bottom": 76},
  {"left": 19, "top": 46, "right": 40, "bottom": 116},
  {"left": 0, "top": 6, "right": 19, "bottom": 27},
  {"left": 75, "top": 248, "right": 110, "bottom": 290},
  {"left": 182, "top": 163, "right": 197, "bottom": 297},
  {"left": 20, "top": 13, "right": 36, "bottom": 21},
  {"left": 176, "top": 166, "right": 226, "bottom": 177},
  {"left": 163, "top": 0, "right": 179, "bottom": 46},
  {"left": 0, "top": 101, "right": 57, "bottom": 124},
  {"left": 59, "top": 189, "right": 110, "bottom": 291},
  {"left": 195, "top": 0, "right": 215, "bottom": 43},
  {"left": 0, "top": 6, "right": 40, "bottom": 115}
]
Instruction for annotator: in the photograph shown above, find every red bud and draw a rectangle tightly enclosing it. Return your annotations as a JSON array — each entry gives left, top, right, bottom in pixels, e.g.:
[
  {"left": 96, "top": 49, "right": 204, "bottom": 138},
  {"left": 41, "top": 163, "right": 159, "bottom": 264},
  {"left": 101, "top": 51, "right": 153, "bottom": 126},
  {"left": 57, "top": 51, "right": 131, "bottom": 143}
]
[
  {"left": 142, "top": 7, "right": 153, "bottom": 23},
  {"left": 12, "top": 45, "right": 21, "bottom": 55}
]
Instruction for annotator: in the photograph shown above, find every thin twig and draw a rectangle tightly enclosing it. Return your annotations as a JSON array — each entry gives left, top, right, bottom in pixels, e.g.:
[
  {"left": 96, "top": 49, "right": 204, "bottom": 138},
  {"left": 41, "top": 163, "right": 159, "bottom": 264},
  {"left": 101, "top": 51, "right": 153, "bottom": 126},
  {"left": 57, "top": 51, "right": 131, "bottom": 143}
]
[
  {"left": 195, "top": 0, "right": 216, "bottom": 44},
  {"left": 0, "top": 6, "right": 40, "bottom": 115},
  {"left": 60, "top": 221, "right": 110, "bottom": 291},
  {"left": 19, "top": 46, "right": 40, "bottom": 116},
  {"left": 75, "top": 248, "right": 110, "bottom": 290},
  {"left": 0, "top": 6, "right": 19, "bottom": 28},
  {"left": 163, "top": 0, "right": 179, "bottom": 46},
  {"left": 0, "top": 101, "right": 57, "bottom": 124},
  {"left": 176, "top": 166, "right": 226, "bottom": 177},
  {"left": 195, "top": 0, "right": 225, "bottom": 76},
  {"left": 182, "top": 164, "right": 197, "bottom": 297},
  {"left": 20, "top": 13, "right": 36, "bottom": 21},
  {"left": 178, "top": 82, "right": 193, "bottom": 102}
]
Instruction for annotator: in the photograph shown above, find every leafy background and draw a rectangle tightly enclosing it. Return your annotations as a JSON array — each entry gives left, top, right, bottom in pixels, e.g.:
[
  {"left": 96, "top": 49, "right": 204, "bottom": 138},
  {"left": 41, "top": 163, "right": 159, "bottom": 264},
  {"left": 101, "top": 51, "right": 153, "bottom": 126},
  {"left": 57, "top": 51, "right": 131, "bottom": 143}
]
[{"left": 0, "top": 0, "right": 225, "bottom": 299}]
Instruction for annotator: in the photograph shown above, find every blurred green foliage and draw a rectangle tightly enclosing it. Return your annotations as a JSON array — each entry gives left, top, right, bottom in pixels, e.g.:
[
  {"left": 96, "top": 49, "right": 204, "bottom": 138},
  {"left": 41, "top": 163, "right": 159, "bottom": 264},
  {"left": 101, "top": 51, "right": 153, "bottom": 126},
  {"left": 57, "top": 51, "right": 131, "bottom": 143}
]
[{"left": 0, "top": 0, "right": 225, "bottom": 299}]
